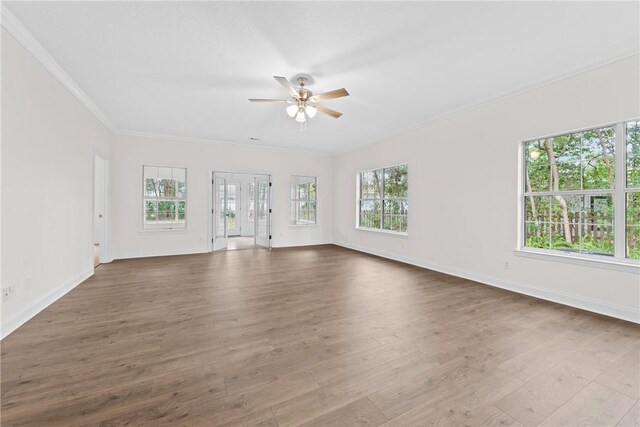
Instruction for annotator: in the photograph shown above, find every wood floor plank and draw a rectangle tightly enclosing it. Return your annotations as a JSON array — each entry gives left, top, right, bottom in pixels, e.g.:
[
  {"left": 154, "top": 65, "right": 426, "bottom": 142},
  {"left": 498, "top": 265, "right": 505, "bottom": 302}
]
[
  {"left": 594, "top": 345, "right": 640, "bottom": 399},
  {"left": 305, "top": 339, "right": 418, "bottom": 387},
  {"left": 497, "top": 329, "right": 595, "bottom": 382},
  {"left": 460, "top": 405, "right": 524, "bottom": 427},
  {"left": 539, "top": 382, "right": 635, "bottom": 427},
  {"left": 617, "top": 401, "right": 640, "bottom": 427},
  {"left": 272, "top": 352, "right": 439, "bottom": 426},
  {"left": 378, "top": 368, "right": 524, "bottom": 426},
  {"left": 1, "top": 245, "right": 637, "bottom": 426},
  {"left": 300, "top": 397, "right": 387, "bottom": 427},
  {"left": 495, "top": 358, "right": 601, "bottom": 426}
]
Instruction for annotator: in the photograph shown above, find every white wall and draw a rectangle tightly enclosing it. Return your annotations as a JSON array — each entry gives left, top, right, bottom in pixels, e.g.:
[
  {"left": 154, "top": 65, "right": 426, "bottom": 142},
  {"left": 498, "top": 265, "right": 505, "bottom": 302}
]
[
  {"left": 109, "top": 134, "right": 333, "bottom": 259},
  {"left": 333, "top": 55, "right": 640, "bottom": 323},
  {"left": 1, "top": 30, "right": 111, "bottom": 335},
  {"left": 2, "top": 17, "right": 638, "bottom": 341}
]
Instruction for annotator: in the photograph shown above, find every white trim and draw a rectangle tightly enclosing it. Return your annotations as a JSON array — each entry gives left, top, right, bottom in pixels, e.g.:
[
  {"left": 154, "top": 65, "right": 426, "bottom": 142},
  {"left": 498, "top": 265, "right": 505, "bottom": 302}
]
[
  {"left": 141, "top": 164, "right": 188, "bottom": 231},
  {"left": 3, "top": 4, "right": 637, "bottom": 157},
  {"left": 355, "top": 227, "right": 408, "bottom": 238},
  {"left": 520, "top": 119, "right": 640, "bottom": 263},
  {"left": 513, "top": 248, "right": 640, "bottom": 273},
  {"left": 290, "top": 175, "right": 318, "bottom": 226},
  {"left": 520, "top": 119, "right": 640, "bottom": 145},
  {"left": 0, "top": 6, "right": 331, "bottom": 156},
  {"left": 272, "top": 240, "right": 333, "bottom": 248},
  {"left": 357, "top": 164, "right": 409, "bottom": 233},
  {"left": 1, "top": 268, "right": 93, "bottom": 340},
  {"left": 336, "top": 50, "right": 640, "bottom": 155},
  {"left": 1, "top": 5, "right": 116, "bottom": 131},
  {"left": 93, "top": 151, "right": 110, "bottom": 263},
  {"left": 114, "top": 129, "right": 332, "bottom": 156},
  {"left": 359, "top": 162, "right": 409, "bottom": 174},
  {"left": 333, "top": 241, "right": 639, "bottom": 324},
  {"left": 114, "top": 247, "right": 209, "bottom": 260},
  {"left": 616, "top": 121, "right": 628, "bottom": 259}
]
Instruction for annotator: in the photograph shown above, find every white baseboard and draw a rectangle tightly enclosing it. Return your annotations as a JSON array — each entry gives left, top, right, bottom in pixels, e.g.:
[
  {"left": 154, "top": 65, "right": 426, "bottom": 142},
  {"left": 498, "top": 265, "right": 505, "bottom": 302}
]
[
  {"left": 272, "top": 240, "right": 333, "bottom": 249},
  {"left": 115, "top": 242, "right": 335, "bottom": 259},
  {"left": 114, "top": 247, "right": 210, "bottom": 260},
  {"left": 333, "top": 241, "right": 639, "bottom": 324},
  {"left": 5, "top": 242, "right": 633, "bottom": 341},
  {"left": 1, "top": 268, "right": 93, "bottom": 340}
]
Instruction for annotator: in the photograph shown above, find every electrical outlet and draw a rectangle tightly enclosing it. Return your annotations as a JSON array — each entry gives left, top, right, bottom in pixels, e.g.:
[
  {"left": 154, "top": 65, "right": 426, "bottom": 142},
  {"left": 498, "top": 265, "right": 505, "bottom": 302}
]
[
  {"left": 25, "top": 276, "right": 32, "bottom": 289},
  {"left": 3, "top": 286, "right": 15, "bottom": 301},
  {"left": 504, "top": 260, "right": 510, "bottom": 270}
]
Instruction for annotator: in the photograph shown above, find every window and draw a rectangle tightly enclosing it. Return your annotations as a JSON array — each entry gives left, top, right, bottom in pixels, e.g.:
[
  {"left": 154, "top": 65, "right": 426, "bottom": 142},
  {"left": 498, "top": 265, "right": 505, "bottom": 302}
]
[
  {"left": 627, "top": 121, "right": 640, "bottom": 259},
  {"left": 522, "top": 121, "right": 640, "bottom": 262},
  {"left": 247, "top": 182, "right": 255, "bottom": 222},
  {"left": 290, "top": 176, "right": 317, "bottom": 225},
  {"left": 143, "top": 165, "right": 186, "bottom": 230},
  {"left": 358, "top": 164, "right": 408, "bottom": 233}
]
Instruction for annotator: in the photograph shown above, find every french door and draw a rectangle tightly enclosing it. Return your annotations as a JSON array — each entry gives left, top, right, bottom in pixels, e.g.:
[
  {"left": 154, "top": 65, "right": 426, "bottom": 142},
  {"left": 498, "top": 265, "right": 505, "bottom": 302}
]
[
  {"left": 226, "top": 181, "right": 241, "bottom": 236},
  {"left": 213, "top": 176, "right": 228, "bottom": 251},
  {"left": 255, "top": 175, "right": 270, "bottom": 248},
  {"left": 212, "top": 173, "right": 270, "bottom": 251}
]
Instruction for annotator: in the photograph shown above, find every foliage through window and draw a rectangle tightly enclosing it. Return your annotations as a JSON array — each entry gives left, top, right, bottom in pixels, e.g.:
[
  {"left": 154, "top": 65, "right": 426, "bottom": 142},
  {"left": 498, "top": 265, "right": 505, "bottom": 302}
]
[
  {"left": 143, "top": 166, "right": 186, "bottom": 230},
  {"left": 290, "top": 176, "right": 317, "bottom": 225},
  {"left": 523, "top": 121, "right": 640, "bottom": 260},
  {"left": 358, "top": 164, "right": 408, "bottom": 233},
  {"left": 627, "top": 121, "right": 640, "bottom": 258}
]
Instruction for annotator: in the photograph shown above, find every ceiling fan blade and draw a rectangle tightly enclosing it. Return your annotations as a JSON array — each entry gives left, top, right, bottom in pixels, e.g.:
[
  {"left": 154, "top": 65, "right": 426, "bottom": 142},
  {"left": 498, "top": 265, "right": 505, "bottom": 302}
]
[
  {"left": 273, "top": 76, "right": 300, "bottom": 99},
  {"left": 309, "top": 88, "right": 349, "bottom": 103},
  {"left": 248, "top": 98, "right": 290, "bottom": 103},
  {"left": 314, "top": 104, "right": 343, "bottom": 119}
]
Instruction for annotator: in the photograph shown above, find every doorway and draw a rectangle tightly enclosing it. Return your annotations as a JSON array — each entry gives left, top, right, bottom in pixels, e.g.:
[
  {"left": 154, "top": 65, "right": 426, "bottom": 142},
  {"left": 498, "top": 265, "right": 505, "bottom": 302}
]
[
  {"left": 212, "top": 172, "right": 271, "bottom": 251},
  {"left": 93, "top": 153, "right": 107, "bottom": 266}
]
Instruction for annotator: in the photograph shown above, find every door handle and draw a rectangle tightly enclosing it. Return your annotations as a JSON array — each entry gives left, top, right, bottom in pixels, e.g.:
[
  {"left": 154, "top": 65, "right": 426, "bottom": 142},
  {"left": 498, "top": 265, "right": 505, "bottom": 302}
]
[{"left": 98, "top": 214, "right": 103, "bottom": 218}]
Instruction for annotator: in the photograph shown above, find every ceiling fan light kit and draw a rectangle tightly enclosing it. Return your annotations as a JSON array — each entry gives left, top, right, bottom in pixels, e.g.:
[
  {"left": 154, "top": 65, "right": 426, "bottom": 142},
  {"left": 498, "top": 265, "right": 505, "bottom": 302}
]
[{"left": 249, "top": 75, "right": 349, "bottom": 126}]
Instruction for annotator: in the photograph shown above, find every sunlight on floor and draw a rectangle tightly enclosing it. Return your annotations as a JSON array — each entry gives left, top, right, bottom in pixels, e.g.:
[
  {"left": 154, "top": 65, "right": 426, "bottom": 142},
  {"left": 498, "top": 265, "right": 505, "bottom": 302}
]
[{"left": 227, "top": 236, "right": 256, "bottom": 250}]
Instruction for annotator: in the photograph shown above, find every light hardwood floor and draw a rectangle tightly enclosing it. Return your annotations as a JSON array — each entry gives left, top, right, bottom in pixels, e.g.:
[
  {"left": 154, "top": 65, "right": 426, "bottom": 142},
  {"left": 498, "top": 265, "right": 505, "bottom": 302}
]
[{"left": 1, "top": 245, "right": 638, "bottom": 426}]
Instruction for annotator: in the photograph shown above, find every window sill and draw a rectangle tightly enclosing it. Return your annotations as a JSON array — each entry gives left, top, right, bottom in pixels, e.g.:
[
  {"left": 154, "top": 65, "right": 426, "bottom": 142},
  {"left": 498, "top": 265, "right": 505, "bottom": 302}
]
[
  {"left": 355, "top": 227, "right": 408, "bottom": 238},
  {"left": 513, "top": 248, "right": 640, "bottom": 273}
]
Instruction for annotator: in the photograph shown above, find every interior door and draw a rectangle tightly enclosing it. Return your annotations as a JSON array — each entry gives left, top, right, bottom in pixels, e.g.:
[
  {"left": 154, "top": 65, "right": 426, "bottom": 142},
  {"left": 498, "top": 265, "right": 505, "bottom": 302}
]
[
  {"left": 213, "top": 176, "right": 228, "bottom": 251},
  {"left": 255, "top": 175, "right": 270, "bottom": 248},
  {"left": 226, "top": 181, "right": 241, "bottom": 236}
]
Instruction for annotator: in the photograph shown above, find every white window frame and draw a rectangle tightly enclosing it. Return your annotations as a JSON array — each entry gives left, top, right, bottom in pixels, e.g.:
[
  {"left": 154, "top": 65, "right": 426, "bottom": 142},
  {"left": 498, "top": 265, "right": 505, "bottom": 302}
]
[
  {"left": 142, "top": 165, "right": 187, "bottom": 231},
  {"left": 356, "top": 163, "right": 408, "bottom": 236},
  {"left": 247, "top": 181, "right": 255, "bottom": 222},
  {"left": 290, "top": 175, "right": 317, "bottom": 226},
  {"left": 516, "top": 120, "right": 640, "bottom": 270}
]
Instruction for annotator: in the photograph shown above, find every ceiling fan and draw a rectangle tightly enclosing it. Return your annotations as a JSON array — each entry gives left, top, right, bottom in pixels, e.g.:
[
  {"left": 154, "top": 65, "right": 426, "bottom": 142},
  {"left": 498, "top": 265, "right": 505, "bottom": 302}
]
[{"left": 249, "top": 75, "right": 349, "bottom": 123}]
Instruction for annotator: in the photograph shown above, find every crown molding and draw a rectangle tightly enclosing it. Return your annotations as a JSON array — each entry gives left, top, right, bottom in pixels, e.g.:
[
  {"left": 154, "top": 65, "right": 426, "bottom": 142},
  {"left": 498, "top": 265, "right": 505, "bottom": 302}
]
[
  {"left": 3, "top": 4, "right": 638, "bottom": 157},
  {"left": 1, "top": 5, "right": 332, "bottom": 156},
  {"left": 1, "top": 5, "right": 116, "bottom": 131},
  {"left": 336, "top": 49, "right": 640, "bottom": 155},
  {"left": 112, "top": 129, "right": 333, "bottom": 156}
]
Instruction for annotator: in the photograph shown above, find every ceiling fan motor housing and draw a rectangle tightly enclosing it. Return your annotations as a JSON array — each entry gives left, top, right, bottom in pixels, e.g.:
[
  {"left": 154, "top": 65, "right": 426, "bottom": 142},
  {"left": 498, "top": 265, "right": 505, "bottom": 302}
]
[{"left": 295, "top": 76, "right": 313, "bottom": 101}]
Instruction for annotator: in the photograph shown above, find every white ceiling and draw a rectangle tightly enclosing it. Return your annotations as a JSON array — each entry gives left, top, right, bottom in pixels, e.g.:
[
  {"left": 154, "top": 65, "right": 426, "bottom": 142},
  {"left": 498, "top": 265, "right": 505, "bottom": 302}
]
[{"left": 5, "top": 1, "right": 639, "bottom": 154}]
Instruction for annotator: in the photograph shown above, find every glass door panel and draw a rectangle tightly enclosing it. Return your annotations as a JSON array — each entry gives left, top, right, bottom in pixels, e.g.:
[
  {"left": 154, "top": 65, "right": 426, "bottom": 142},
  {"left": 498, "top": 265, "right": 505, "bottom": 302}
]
[
  {"left": 255, "top": 175, "right": 270, "bottom": 247},
  {"left": 226, "top": 181, "right": 240, "bottom": 236},
  {"left": 213, "top": 176, "right": 228, "bottom": 251}
]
